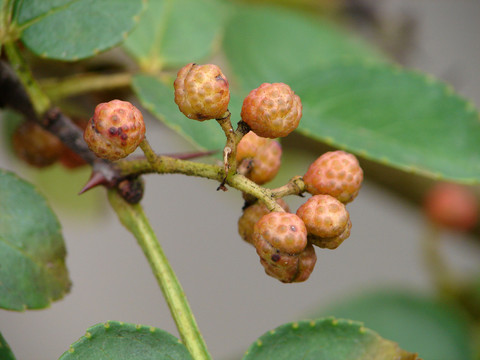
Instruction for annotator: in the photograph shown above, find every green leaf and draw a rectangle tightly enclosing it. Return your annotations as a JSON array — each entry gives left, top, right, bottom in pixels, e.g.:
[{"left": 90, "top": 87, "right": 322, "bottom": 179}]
[
  {"left": 0, "top": 331, "right": 16, "bottom": 360},
  {"left": 317, "top": 290, "right": 474, "bottom": 360},
  {"left": 58, "top": 321, "right": 193, "bottom": 360},
  {"left": 292, "top": 62, "right": 480, "bottom": 183},
  {"left": 0, "top": 169, "right": 70, "bottom": 310},
  {"left": 13, "top": 0, "right": 145, "bottom": 60},
  {"left": 223, "top": 4, "right": 385, "bottom": 93},
  {"left": 132, "top": 73, "right": 235, "bottom": 152},
  {"left": 243, "top": 317, "right": 418, "bottom": 360},
  {"left": 124, "top": 0, "right": 225, "bottom": 72}
]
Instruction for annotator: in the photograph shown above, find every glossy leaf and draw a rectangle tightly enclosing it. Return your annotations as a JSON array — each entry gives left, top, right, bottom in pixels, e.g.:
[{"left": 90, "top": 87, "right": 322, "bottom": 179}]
[
  {"left": 0, "top": 170, "right": 70, "bottom": 310},
  {"left": 13, "top": 0, "right": 145, "bottom": 60},
  {"left": 0, "top": 331, "right": 16, "bottom": 360},
  {"left": 318, "top": 290, "right": 474, "bottom": 360},
  {"left": 132, "top": 73, "right": 238, "bottom": 152},
  {"left": 223, "top": 4, "right": 385, "bottom": 93},
  {"left": 58, "top": 321, "right": 192, "bottom": 360},
  {"left": 243, "top": 317, "right": 418, "bottom": 360},
  {"left": 124, "top": 0, "right": 225, "bottom": 71},
  {"left": 292, "top": 62, "right": 480, "bottom": 183}
]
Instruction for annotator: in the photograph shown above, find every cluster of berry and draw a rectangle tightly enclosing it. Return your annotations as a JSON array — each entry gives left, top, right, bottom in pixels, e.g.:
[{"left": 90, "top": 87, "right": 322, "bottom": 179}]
[
  {"left": 80, "top": 62, "right": 363, "bottom": 284},
  {"left": 238, "top": 150, "right": 363, "bottom": 283},
  {"left": 172, "top": 62, "right": 363, "bottom": 283}
]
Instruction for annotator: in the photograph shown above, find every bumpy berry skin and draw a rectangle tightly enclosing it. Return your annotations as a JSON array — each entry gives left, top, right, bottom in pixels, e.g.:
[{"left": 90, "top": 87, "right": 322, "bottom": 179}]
[
  {"left": 241, "top": 83, "right": 302, "bottom": 138},
  {"left": 423, "top": 183, "right": 478, "bottom": 231},
  {"left": 236, "top": 131, "right": 282, "bottom": 184},
  {"left": 12, "top": 121, "right": 63, "bottom": 167},
  {"left": 174, "top": 63, "right": 230, "bottom": 121},
  {"left": 303, "top": 150, "right": 363, "bottom": 204},
  {"left": 260, "top": 243, "right": 316, "bottom": 283},
  {"left": 84, "top": 100, "right": 145, "bottom": 161},
  {"left": 308, "top": 219, "right": 352, "bottom": 249},
  {"left": 296, "top": 194, "right": 349, "bottom": 239},
  {"left": 238, "top": 199, "right": 289, "bottom": 245},
  {"left": 253, "top": 212, "right": 307, "bottom": 256}
]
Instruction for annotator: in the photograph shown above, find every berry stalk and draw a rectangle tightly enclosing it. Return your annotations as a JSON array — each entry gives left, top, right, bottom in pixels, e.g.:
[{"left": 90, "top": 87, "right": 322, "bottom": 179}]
[
  {"left": 108, "top": 189, "right": 212, "bottom": 360},
  {"left": 116, "top": 155, "right": 285, "bottom": 212}
]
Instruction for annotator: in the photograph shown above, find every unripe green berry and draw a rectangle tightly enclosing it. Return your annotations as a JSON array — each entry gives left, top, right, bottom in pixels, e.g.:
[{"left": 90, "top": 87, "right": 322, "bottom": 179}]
[
  {"left": 260, "top": 243, "right": 316, "bottom": 283},
  {"left": 296, "top": 194, "right": 349, "bottom": 239},
  {"left": 84, "top": 100, "right": 145, "bottom": 161},
  {"left": 253, "top": 212, "right": 307, "bottom": 256},
  {"left": 12, "top": 121, "right": 63, "bottom": 167},
  {"left": 303, "top": 150, "right": 363, "bottom": 204},
  {"left": 238, "top": 199, "right": 289, "bottom": 245},
  {"left": 174, "top": 63, "right": 230, "bottom": 121},
  {"left": 308, "top": 218, "right": 352, "bottom": 249},
  {"left": 236, "top": 131, "right": 282, "bottom": 185},
  {"left": 241, "top": 83, "right": 302, "bottom": 138}
]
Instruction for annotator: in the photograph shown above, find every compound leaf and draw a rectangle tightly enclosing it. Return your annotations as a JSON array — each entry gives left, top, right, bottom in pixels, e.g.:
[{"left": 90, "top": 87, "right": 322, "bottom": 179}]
[
  {"left": 14, "top": 0, "right": 145, "bottom": 60},
  {"left": 58, "top": 321, "right": 192, "bottom": 360},
  {"left": 243, "top": 317, "right": 418, "bottom": 360},
  {"left": 292, "top": 62, "right": 480, "bottom": 183},
  {"left": 0, "top": 169, "right": 70, "bottom": 310},
  {"left": 124, "top": 0, "right": 225, "bottom": 72}
]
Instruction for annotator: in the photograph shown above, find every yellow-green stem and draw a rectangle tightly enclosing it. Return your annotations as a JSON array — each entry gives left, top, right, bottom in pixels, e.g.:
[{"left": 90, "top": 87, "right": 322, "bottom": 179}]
[
  {"left": 421, "top": 223, "right": 458, "bottom": 296},
  {"left": 108, "top": 190, "right": 212, "bottom": 360},
  {"left": 4, "top": 41, "right": 51, "bottom": 115},
  {"left": 42, "top": 72, "right": 132, "bottom": 101},
  {"left": 117, "top": 156, "right": 284, "bottom": 212}
]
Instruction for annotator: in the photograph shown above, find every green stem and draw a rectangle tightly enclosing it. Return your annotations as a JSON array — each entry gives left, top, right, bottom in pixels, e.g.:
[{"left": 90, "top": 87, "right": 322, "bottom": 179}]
[
  {"left": 108, "top": 190, "right": 212, "bottom": 360},
  {"left": 41, "top": 72, "right": 132, "bottom": 101},
  {"left": 116, "top": 156, "right": 285, "bottom": 212},
  {"left": 4, "top": 41, "right": 51, "bottom": 115}
]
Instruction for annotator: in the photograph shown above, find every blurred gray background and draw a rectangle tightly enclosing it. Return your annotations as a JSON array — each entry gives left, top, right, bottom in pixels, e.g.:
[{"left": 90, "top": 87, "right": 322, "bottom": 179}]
[{"left": 1, "top": 1, "right": 480, "bottom": 359}]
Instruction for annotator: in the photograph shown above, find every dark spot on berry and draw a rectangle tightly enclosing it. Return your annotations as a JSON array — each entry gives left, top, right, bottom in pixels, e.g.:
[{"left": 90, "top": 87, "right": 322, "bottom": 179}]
[
  {"left": 117, "top": 127, "right": 123, "bottom": 135},
  {"left": 121, "top": 133, "right": 128, "bottom": 141},
  {"left": 109, "top": 127, "right": 118, "bottom": 135},
  {"left": 271, "top": 254, "right": 281, "bottom": 262},
  {"left": 290, "top": 225, "right": 297, "bottom": 232}
]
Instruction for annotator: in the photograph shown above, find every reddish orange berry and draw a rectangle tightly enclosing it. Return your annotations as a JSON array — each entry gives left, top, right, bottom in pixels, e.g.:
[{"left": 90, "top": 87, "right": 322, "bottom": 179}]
[
  {"left": 174, "top": 63, "right": 230, "bottom": 121},
  {"left": 253, "top": 212, "right": 307, "bottom": 256},
  {"left": 12, "top": 121, "right": 63, "bottom": 167},
  {"left": 423, "top": 182, "right": 478, "bottom": 231},
  {"left": 308, "top": 219, "right": 352, "bottom": 250},
  {"left": 260, "top": 243, "right": 317, "bottom": 283},
  {"left": 296, "top": 194, "right": 349, "bottom": 239},
  {"left": 236, "top": 131, "right": 282, "bottom": 185},
  {"left": 238, "top": 199, "right": 289, "bottom": 245},
  {"left": 303, "top": 150, "right": 363, "bottom": 204},
  {"left": 241, "top": 83, "right": 302, "bottom": 138},
  {"left": 84, "top": 100, "right": 145, "bottom": 161}
]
